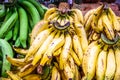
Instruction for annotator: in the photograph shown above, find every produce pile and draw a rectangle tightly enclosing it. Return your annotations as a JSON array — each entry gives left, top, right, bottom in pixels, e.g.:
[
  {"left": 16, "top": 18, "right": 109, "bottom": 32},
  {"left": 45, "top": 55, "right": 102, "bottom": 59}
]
[{"left": 0, "top": 1, "right": 120, "bottom": 80}]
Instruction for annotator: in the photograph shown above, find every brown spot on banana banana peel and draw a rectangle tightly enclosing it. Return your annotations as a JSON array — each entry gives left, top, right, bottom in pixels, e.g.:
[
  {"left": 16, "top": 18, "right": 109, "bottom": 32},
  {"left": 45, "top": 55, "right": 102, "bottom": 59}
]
[
  {"left": 101, "top": 33, "right": 119, "bottom": 45},
  {"left": 37, "top": 64, "right": 43, "bottom": 74}
]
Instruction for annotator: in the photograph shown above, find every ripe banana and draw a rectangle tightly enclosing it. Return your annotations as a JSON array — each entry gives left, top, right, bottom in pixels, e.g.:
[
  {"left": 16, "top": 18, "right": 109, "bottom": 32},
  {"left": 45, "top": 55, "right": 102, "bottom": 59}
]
[
  {"left": 23, "top": 74, "right": 41, "bottom": 80},
  {"left": 59, "top": 33, "right": 71, "bottom": 70},
  {"left": 105, "top": 48, "right": 116, "bottom": 80},
  {"left": 31, "top": 30, "right": 57, "bottom": 65},
  {"left": 40, "top": 32, "right": 65, "bottom": 66},
  {"left": 96, "top": 45, "right": 108, "bottom": 80}
]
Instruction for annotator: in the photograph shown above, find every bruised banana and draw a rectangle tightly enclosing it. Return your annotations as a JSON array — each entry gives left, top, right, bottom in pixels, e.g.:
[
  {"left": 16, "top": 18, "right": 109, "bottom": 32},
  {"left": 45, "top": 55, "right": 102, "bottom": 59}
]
[
  {"left": 40, "top": 31, "right": 65, "bottom": 66},
  {"left": 59, "top": 33, "right": 71, "bottom": 70},
  {"left": 32, "top": 30, "right": 57, "bottom": 65},
  {"left": 105, "top": 48, "right": 116, "bottom": 80},
  {"left": 96, "top": 45, "right": 108, "bottom": 80}
]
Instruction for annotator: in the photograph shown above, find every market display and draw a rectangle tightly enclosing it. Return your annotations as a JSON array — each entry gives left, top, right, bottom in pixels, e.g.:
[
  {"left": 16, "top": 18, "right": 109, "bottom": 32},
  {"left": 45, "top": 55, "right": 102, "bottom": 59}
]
[{"left": 0, "top": 0, "right": 120, "bottom": 80}]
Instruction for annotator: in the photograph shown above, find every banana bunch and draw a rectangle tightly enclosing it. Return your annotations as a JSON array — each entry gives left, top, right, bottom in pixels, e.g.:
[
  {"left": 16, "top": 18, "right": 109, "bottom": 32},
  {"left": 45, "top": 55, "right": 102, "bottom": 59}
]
[
  {"left": 0, "top": 0, "right": 47, "bottom": 48},
  {"left": 6, "top": 5, "right": 88, "bottom": 79},
  {"left": 84, "top": 4, "right": 120, "bottom": 45}
]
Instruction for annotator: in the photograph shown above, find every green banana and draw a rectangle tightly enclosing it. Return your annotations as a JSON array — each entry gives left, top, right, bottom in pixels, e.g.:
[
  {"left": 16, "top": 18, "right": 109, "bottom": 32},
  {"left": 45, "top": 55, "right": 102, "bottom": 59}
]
[
  {"left": 0, "top": 8, "right": 18, "bottom": 38},
  {"left": 0, "top": 4, "right": 6, "bottom": 18},
  {"left": 0, "top": 39, "right": 14, "bottom": 77},
  {"left": 18, "top": 0, "right": 40, "bottom": 27},
  {"left": 4, "top": 29, "right": 13, "bottom": 41},
  {"left": 13, "top": 19, "right": 19, "bottom": 41},
  {"left": 3, "top": 9, "right": 12, "bottom": 22},
  {"left": 18, "top": 6, "right": 28, "bottom": 48},
  {"left": 14, "top": 37, "right": 21, "bottom": 48}
]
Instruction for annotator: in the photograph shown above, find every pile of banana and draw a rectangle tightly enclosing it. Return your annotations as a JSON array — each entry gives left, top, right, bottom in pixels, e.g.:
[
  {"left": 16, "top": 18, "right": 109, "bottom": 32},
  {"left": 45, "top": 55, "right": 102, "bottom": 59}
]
[
  {"left": 82, "top": 4, "right": 120, "bottom": 80},
  {"left": 5, "top": 4, "right": 89, "bottom": 80},
  {"left": 0, "top": 0, "right": 47, "bottom": 48}
]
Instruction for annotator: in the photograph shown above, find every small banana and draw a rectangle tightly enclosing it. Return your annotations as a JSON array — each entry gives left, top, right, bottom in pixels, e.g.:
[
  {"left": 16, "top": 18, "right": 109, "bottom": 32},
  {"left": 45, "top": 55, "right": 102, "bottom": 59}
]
[
  {"left": 105, "top": 48, "right": 116, "bottom": 80},
  {"left": 53, "top": 48, "right": 62, "bottom": 56},
  {"left": 31, "top": 30, "right": 57, "bottom": 65},
  {"left": 44, "top": 8, "right": 57, "bottom": 21},
  {"left": 25, "top": 28, "right": 53, "bottom": 62},
  {"left": 40, "top": 32, "right": 65, "bottom": 66},
  {"left": 59, "top": 33, "right": 71, "bottom": 70},
  {"left": 96, "top": 45, "right": 108, "bottom": 80},
  {"left": 114, "top": 47, "right": 120, "bottom": 80}
]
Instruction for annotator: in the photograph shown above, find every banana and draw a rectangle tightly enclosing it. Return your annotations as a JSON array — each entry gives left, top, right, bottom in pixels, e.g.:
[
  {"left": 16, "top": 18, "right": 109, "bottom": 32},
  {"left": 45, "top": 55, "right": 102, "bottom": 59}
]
[
  {"left": 18, "top": 6, "right": 28, "bottom": 48},
  {"left": 0, "top": 8, "right": 18, "bottom": 38},
  {"left": 0, "top": 4, "right": 6, "bottom": 18},
  {"left": 74, "top": 65, "right": 81, "bottom": 80},
  {"left": 59, "top": 33, "right": 71, "bottom": 70},
  {"left": 72, "top": 34, "right": 83, "bottom": 63},
  {"left": 23, "top": 74, "right": 41, "bottom": 80},
  {"left": 18, "top": 0, "right": 40, "bottom": 26},
  {"left": 31, "top": 30, "right": 57, "bottom": 65},
  {"left": 74, "top": 22, "right": 88, "bottom": 52},
  {"left": 40, "top": 31, "right": 65, "bottom": 66},
  {"left": 105, "top": 48, "right": 116, "bottom": 80},
  {"left": 13, "top": 19, "right": 19, "bottom": 41},
  {"left": 91, "top": 32, "right": 100, "bottom": 41},
  {"left": 114, "top": 47, "right": 120, "bottom": 80},
  {"left": 63, "top": 62, "right": 74, "bottom": 80},
  {"left": 82, "top": 40, "right": 103, "bottom": 79},
  {"left": 4, "top": 29, "right": 13, "bottom": 41},
  {"left": 12, "top": 46, "right": 28, "bottom": 55},
  {"left": 47, "top": 12, "right": 59, "bottom": 21},
  {"left": 6, "top": 71, "right": 22, "bottom": 80},
  {"left": 84, "top": 9, "right": 95, "bottom": 24},
  {"left": 17, "top": 63, "right": 38, "bottom": 77},
  {"left": 53, "top": 48, "right": 62, "bottom": 56},
  {"left": 108, "top": 7, "right": 120, "bottom": 31},
  {"left": 96, "top": 45, "right": 108, "bottom": 80},
  {"left": 91, "top": 5, "right": 103, "bottom": 33},
  {"left": 70, "top": 49, "right": 81, "bottom": 66},
  {"left": 102, "top": 11, "right": 115, "bottom": 40},
  {"left": 25, "top": 28, "right": 53, "bottom": 62},
  {"left": 51, "top": 66, "right": 61, "bottom": 80},
  {"left": 72, "top": 8, "right": 83, "bottom": 24},
  {"left": 30, "top": 20, "right": 49, "bottom": 45},
  {"left": 44, "top": 8, "right": 57, "bottom": 21}
]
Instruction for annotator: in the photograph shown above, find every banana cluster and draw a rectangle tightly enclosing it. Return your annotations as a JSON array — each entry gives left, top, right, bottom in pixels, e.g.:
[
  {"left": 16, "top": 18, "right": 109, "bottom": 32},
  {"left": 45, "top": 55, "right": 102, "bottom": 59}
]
[
  {"left": 84, "top": 4, "right": 120, "bottom": 45},
  {"left": 6, "top": 6, "right": 88, "bottom": 80},
  {"left": 0, "top": 0, "right": 47, "bottom": 48}
]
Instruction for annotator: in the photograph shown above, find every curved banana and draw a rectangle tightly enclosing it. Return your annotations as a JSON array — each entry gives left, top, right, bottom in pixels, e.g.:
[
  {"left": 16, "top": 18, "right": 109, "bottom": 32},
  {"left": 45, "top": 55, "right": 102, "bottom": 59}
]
[
  {"left": 40, "top": 32, "right": 65, "bottom": 66},
  {"left": 59, "top": 33, "right": 71, "bottom": 70},
  {"left": 25, "top": 28, "right": 53, "bottom": 62},
  {"left": 96, "top": 45, "right": 108, "bottom": 80},
  {"left": 31, "top": 30, "right": 57, "bottom": 65},
  {"left": 53, "top": 48, "right": 62, "bottom": 56},
  {"left": 44, "top": 8, "right": 57, "bottom": 21},
  {"left": 72, "top": 34, "right": 83, "bottom": 63},
  {"left": 114, "top": 47, "right": 120, "bottom": 80},
  {"left": 105, "top": 48, "right": 116, "bottom": 80}
]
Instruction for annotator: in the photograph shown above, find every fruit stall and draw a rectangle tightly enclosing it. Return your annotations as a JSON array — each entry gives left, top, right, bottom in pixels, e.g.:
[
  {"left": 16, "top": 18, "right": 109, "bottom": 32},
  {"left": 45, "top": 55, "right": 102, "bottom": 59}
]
[{"left": 0, "top": 0, "right": 120, "bottom": 80}]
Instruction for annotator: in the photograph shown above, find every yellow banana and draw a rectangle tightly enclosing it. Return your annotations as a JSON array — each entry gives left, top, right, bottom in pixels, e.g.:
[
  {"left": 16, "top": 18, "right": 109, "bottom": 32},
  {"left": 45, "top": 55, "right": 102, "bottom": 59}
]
[
  {"left": 72, "top": 9, "right": 83, "bottom": 24},
  {"left": 63, "top": 62, "right": 74, "bottom": 80},
  {"left": 91, "top": 32, "right": 100, "bottom": 41},
  {"left": 84, "top": 9, "right": 95, "bottom": 24},
  {"left": 108, "top": 7, "right": 120, "bottom": 31},
  {"left": 17, "top": 63, "right": 38, "bottom": 77},
  {"left": 31, "top": 30, "right": 57, "bottom": 65},
  {"left": 12, "top": 46, "right": 28, "bottom": 55},
  {"left": 53, "top": 48, "right": 62, "bottom": 56},
  {"left": 47, "top": 12, "right": 59, "bottom": 21},
  {"left": 25, "top": 28, "right": 53, "bottom": 62},
  {"left": 51, "top": 66, "right": 61, "bottom": 80},
  {"left": 114, "top": 47, "right": 120, "bottom": 80},
  {"left": 74, "top": 65, "right": 81, "bottom": 80},
  {"left": 40, "top": 32, "right": 65, "bottom": 66},
  {"left": 86, "top": 41, "right": 104, "bottom": 80},
  {"left": 30, "top": 20, "right": 49, "bottom": 45},
  {"left": 82, "top": 40, "right": 103, "bottom": 79},
  {"left": 74, "top": 22, "right": 88, "bottom": 52},
  {"left": 102, "top": 11, "right": 115, "bottom": 40},
  {"left": 6, "top": 55, "right": 26, "bottom": 67},
  {"left": 91, "top": 5, "right": 103, "bottom": 33},
  {"left": 105, "top": 48, "right": 116, "bottom": 80},
  {"left": 72, "top": 34, "right": 83, "bottom": 63},
  {"left": 59, "top": 33, "right": 72, "bottom": 70},
  {"left": 23, "top": 74, "right": 41, "bottom": 80},
  {"left": 70, "top": 49, "right": 81, "bottom": 66},
  {"left": 44, "top": 8, "right": 57, "bottom": 21},
  {"left": 6, "top": 71, "right": 21, "bottom": 80},
  {"left": 96, "top": 45, "right": 108, "bottom": 80}
]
